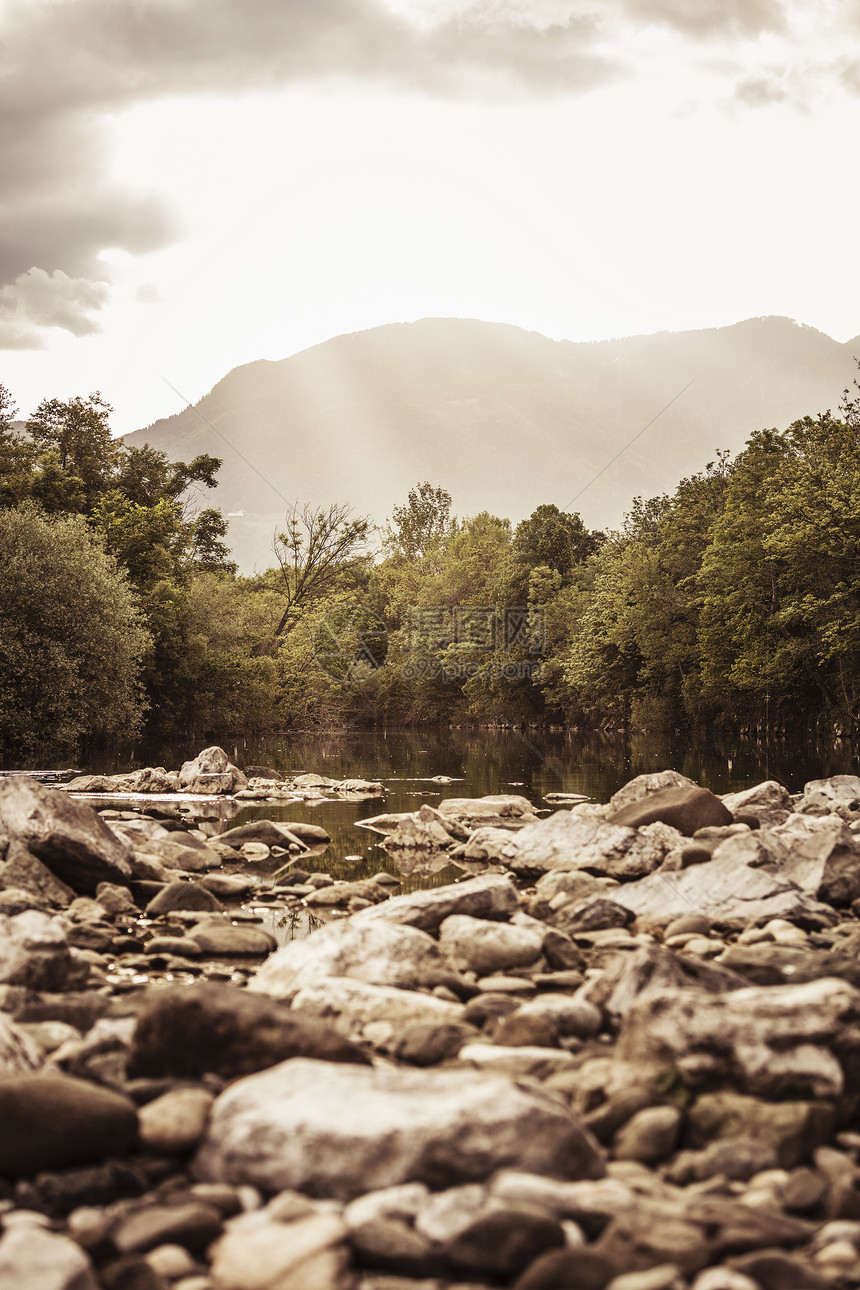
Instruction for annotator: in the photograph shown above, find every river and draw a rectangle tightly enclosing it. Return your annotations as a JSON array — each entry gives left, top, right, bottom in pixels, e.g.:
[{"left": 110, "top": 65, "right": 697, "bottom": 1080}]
[{"left": 40, "top": 725, "right": 855, "bottom": 889}]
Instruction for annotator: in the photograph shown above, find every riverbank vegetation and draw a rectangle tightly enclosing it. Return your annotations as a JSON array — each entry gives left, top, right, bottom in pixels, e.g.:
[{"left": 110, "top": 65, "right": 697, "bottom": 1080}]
[{"left": 1, "top": 373, "right": 859, "bottom": 757}]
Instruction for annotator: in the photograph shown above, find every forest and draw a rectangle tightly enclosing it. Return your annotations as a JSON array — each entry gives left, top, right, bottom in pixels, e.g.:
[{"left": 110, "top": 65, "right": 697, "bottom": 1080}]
[{"left": 1, "top": 373, "right": 859, "bottom": 758}]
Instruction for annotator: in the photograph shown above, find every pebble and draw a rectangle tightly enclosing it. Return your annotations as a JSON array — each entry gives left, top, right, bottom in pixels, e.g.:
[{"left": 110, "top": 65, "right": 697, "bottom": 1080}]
[{"left": 6, "top": 762, "right": 860, "bottom": 1290}]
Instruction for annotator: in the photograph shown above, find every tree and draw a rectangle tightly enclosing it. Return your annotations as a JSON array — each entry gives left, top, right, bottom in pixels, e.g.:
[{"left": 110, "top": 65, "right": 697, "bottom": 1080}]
[
  {"left": 0, "top": 506, "right": 151, "bottom": 756},
  {"left": 384, "top": 482, "right": 455, "bottom": 562},
  {"left": 267, "top": 503, "right": 372, "bottom": 642},
  {"left": 512, "top": 504, "right": 601, "bottom": 580},
  {"left": 26, "top": 392, "right": 117, "bottom": 511},
  {"left": 698, "top": 414, "right": 860, "bottom": 728}
]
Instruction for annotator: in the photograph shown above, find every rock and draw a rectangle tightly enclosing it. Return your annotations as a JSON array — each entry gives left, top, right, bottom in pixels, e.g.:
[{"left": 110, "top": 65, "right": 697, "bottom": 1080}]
[
  {"left": 608, "top": 786, "right": 733, "bottom": 836},
  {"left": 688, "top": 1091, "right": 834, "bottom": 1169},
  {"left": 727, "top": 1249, "right": 829, "bottom": 1289},
  {"left": 209, "top": 1214, "right": 351, "bottom": 1290},
  {"left": 193, "top": 1057, "right": 605, "bottom": 1197},
  {"left": 446, "top": 1206, "right": 566, "bottom": 1278},
  {"left": 594, "top": 1210, "right": 710, "bottom": 1277},
  {"left": 185, "top": 919, "right": 276, "bottom": 956},
  {"left": 667, "top": 1137, "right": 780, "bottom": 1184},
  {"left": 0, "top": 1074, "right": 138, "bottom": 1177},
  {"left": 450, "top": 826, "right": 519, "bottom": 866},
  {"left": 350, "top": 1216, "right": 443, "bottom": 1276},
  {"left": 394, "top": 1022, "right": 477, "bottom": 1065},
  {"left": 179, "top": 746, "right": 247, "bottom": 795},
  {"left": 145, "top": 837, "right": 222, "bottom": 872},
  {"left": 144, "top": 881, "right": 223, "bottom": 916},
  {"left": 773, "top": 821, "right": 860, "bottom": 906},
  {"left": 0, "top": 1012, "right": 41, "bottom": 1075},
  {"left": 617, "top": 976, "right": 860, "bottom": 1100},
  {"left": 722, "top": 781, "right": 793, "bottom": 828},
  {"left": 198, "top": 873, "right": 256, "bottom": 899},
  {"left": 511, "top": 995, "right": 602, "bottom": 1040},
  {"left": 127, "top": 981, "right": 370, "bottom": 1079},
  {"left": 438, "top": 794, "right": 536, "bottom": 820},
  {"left": 353, "top": 872, "right": 520, "bottom": 932},
  {"left": 0, "top": 777, "right": 132, "bottom": 893},
  {"left": 290, "top": 977, "right": 463, "bottom": 1039},
  {"left": 0, "top": 909, "right": 76, "bottom": 990},
  {"left": 797, "top": 775, "right": 860, "bottom": 818},
  {"left": 515, "top": 1247, "right": 620, "bottom": 1290},
  {"left": 242, "top": 764, "right": 282, "bottom": 779},
  {"left": 609, "top": 772, "right": 699, "bottom": 815},
  {"left": 96, "top": 881, "right": 138, "bottom": 914},
  {"left": 382, "top": 804, "right": 466, "bottom": 852},
  {"left": 554, "top": 897, "right": 635, "bottom": 935},
  {"left": 612, "top": 1106, "right": 683, "bottom": 1164},
  {"left": 137, "top": 1087, "right": 214, "bottom": 1153},
  {"left": 534, "top": 869, "right": 606, "bottom": 903},
  {"left": 217, "top": 819, "right": 319, "bottom": 848},
  {"left": 0, "top": 840, "right": 76, "bottom": 907},
  {"left": 439, "top": 913, "right": 543, "bottom": 975},
  {"left": 113, "top": 1202, "right": 223, "bottom": 1254},
  {"left": 588, "top": 945, "right": 746, "bottom": 1024},
  {"left": 610, "top": 851, "right": 834, "bottom": 927},
  {"left": 495, "top": 1012, "right": 560, "bottom": 1048},
  {"left": 250, "top": 917, "right": 447, "bottom": 998},
  {"left": 507, "top": 812, "right": 680, "bottom": 880},
  {"left": 0, "top": 1225, "right": 99, "bottom": 1290}
]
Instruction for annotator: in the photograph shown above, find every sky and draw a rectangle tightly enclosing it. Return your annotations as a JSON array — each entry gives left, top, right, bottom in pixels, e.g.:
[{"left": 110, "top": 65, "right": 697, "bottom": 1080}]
[{"left": 1, "top": 0, "right": 859, "bottom": 435}]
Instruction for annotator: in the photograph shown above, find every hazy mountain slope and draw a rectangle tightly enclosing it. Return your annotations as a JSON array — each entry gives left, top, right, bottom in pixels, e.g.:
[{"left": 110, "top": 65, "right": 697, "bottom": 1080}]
[{"left": 126, "top": 316, "right": 859, "bottom": 571}]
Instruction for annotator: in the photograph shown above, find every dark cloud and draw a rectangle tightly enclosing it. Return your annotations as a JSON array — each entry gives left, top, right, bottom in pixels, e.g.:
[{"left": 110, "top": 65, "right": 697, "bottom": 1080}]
[{"left": 0, "top": 0, "right": 838, "bottom": 347}]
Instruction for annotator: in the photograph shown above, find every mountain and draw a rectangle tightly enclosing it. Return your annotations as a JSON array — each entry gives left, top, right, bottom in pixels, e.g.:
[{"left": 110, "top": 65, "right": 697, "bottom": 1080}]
[{"left": 125, "top": 316, "right": 860, "bottom": 571}]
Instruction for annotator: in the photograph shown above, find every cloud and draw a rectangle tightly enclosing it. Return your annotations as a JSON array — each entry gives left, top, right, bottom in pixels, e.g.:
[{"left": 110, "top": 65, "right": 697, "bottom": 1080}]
[
  {"left": 0, "top": 0, "right": 854, "bottom": 347},
  {"left": 0, "top": 268, "right": 110, "bottom": 347}
]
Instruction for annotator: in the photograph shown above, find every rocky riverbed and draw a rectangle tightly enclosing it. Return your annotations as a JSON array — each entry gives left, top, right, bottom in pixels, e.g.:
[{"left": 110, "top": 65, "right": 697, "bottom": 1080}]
[{"left": 2, "top": 750, "right": 860, "bottom": 1289}]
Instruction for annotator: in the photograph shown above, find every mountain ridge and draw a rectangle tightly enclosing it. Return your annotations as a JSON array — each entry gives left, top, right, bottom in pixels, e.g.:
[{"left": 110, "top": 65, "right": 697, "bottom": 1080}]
[{"left": 125, "top": 315, "right": 860, "bottom": 571}]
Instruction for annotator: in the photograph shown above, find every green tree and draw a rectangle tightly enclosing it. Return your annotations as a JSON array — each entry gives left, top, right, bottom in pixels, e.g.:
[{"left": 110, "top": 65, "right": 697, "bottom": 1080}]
[
  {"left": 384, "top": 482, "right": 455, "bottom": 562},
  {"left": 698, "top": 414, "right": 860, "bottom": 728},
  {"left": 26, "top": 392, "right": 117, "bottom": 512},
  {"left": 0, "top": 506, "right": 151, "bottom": 757},
  {"left": 267, "top": 503, "right": 372, "bottom": 643}
]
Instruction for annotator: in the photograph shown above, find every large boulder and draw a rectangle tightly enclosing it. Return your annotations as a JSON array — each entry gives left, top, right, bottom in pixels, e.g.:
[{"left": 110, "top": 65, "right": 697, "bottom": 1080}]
[
  {"left": 608, "top": 771, "right": 698, "bottom": 815},
  {"left": 179, "top": 746, "right": 248, "bottom": 795},
  {"left": 354, "top": 872, "right": 519, "bottom": 932},
  {"left": 0, "top": 1073, "right": 138, "bottom": 1177},
  {"left": 617, "top": 977, "right": 860, "bottom": 1100},
  {"left": 721, "top": 780, "right": 792, "bottom": 827},
  {"left": 797, "top": 774, "right": 860, "bottom": 818},
  {"left": 505, "top": 812, "right": 680, "bottom": 881},
  {"left": 193, "top": 1057, "right": 605, "bottom": 1198},
  {"left": 127, "top": 981, "right": 369, "bottom": 1079},
  {"left": 249, "top": 917, "right": 448, "bottom": 999},
  {"left": 609, "top": 850, "right": 834, "bottom": 927},
  {"left": 773, "top": 820, "right": 860, "bottom": 906},
  {"left": 607, "top": 786, "right": 732, "bottom": 836},
  {"left": 0, "top": 777, "right": 132, "bottom": 893}
]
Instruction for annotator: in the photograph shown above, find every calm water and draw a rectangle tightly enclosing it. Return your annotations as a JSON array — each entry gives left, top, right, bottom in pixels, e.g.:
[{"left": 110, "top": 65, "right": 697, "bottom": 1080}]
[{"left": 37, "top": 726, "right": 858, "bottom": 892}]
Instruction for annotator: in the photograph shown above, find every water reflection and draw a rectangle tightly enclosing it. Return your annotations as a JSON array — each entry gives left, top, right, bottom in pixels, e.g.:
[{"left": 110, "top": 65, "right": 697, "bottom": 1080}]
[{"left": 17, "top": 726, "right": 859, "bottom": 893}]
